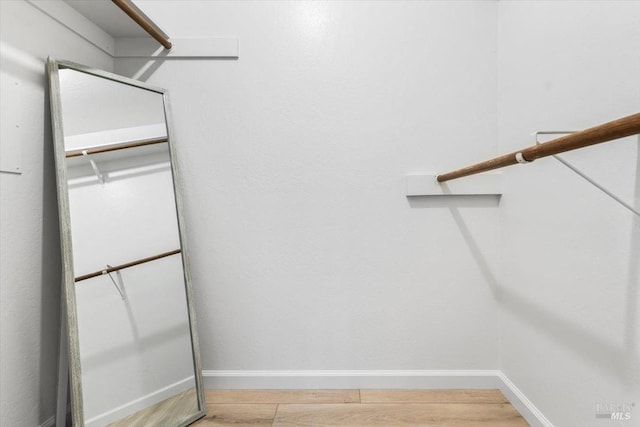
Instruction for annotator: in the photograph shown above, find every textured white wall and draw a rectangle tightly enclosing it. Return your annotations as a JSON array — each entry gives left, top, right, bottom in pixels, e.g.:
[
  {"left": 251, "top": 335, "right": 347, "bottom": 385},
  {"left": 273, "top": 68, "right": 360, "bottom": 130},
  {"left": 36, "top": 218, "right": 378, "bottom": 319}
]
[
  {"left": 497, "top": 1, "right": 640, "bottom": 426},
  {"left": 0, "top": 1, "right": 112, "bottom": 426},
  {"left": 117, "top": 0, "right": 501, "bottom": 375}
]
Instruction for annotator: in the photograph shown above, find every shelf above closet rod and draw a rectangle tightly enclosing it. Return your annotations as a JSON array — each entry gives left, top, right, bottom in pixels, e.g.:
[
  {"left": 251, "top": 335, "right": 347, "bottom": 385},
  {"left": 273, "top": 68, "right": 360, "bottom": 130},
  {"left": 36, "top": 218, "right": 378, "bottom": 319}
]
[
  {"left": 65, "top": 136, "right": 168, "bottom": 158},
  {"left": 75, "top": 249, "right": 181, "bottom": 282},
  {"left": 437, "top": 112, "right": 640, "bottom": 182}
]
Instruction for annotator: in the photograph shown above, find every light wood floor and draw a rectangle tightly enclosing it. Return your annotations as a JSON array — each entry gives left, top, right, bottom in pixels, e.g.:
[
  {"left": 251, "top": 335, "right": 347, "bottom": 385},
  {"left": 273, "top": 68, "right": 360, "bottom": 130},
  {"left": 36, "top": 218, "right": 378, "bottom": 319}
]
[{"left": 193, "top": 389, "right": 530, "bottom": 426}]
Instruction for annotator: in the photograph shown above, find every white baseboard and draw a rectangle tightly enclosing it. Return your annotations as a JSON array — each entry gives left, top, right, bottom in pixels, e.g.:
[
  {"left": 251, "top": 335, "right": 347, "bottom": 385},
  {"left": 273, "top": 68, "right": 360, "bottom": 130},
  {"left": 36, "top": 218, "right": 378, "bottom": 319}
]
[
  {"left": 85, "top": 376, "right": 195, "bottom": 427},
  {"left": 497, "top": 371, "right": 554, "bottom": 427},
  {"left": 203, "top": 369, "right": 502, "bottom": 389},
  {"left": 39, "top": 415, "right": 55, "bottom": 427},
  {"left": 203, "top": 369, "right": 553, "bottom": 427}
]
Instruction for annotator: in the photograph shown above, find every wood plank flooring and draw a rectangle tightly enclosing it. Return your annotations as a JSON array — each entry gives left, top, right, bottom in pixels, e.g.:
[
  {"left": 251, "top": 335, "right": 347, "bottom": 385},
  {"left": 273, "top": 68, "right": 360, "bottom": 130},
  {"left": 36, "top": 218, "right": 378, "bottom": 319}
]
[{"left": 194, "top": 389, "right": 529, "bottom": 427}]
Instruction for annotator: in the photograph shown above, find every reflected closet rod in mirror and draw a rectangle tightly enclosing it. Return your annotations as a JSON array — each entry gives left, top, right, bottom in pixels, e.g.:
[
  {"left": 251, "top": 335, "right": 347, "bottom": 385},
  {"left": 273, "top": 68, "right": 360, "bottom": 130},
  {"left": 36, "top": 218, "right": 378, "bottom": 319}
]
[
  {"left": 65, "top": 136, "right": 168, "bottom": 158},
  {"left": 75, "top": 249, "right": 181, "bottom": 282}
]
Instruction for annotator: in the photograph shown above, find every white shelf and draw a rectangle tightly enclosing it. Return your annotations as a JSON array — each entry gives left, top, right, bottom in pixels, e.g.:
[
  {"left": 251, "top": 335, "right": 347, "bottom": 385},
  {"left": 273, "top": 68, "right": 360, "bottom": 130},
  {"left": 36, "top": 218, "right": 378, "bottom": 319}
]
[
  {"left": 406, "top": 174, "right": 502, "bottom": 196},
  {"left": 27, "top": 1, "right": 239, "bottom": 58}
]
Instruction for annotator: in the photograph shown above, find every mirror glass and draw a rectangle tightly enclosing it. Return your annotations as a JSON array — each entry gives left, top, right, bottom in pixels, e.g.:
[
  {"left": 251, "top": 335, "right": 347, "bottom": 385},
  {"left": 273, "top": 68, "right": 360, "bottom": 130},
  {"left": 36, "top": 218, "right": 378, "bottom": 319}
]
[{"left": 49, "top": 60, "right": 204, "bottom": 427}]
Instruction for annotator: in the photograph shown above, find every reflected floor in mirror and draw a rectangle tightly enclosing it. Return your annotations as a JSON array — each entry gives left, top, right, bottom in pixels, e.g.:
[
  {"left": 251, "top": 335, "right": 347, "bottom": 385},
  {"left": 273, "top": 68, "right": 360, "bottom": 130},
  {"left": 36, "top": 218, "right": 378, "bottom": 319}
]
[{"left": 107, "top": 388, "right": 198, "bottom": 427}]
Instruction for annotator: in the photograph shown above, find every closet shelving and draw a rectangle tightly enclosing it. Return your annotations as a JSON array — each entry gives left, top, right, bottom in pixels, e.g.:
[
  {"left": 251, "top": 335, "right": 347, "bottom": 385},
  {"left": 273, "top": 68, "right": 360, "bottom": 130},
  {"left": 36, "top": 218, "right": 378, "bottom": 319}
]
[{"left": 436, "top": 112, "right": 640, "bottom": 182}]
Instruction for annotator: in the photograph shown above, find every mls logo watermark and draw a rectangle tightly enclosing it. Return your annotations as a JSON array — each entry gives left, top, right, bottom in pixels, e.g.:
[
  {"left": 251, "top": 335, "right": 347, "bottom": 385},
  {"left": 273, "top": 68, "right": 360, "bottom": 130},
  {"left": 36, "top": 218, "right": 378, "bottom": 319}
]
[{"left": 595, "top": 402, "right": 634, "bottom": 421}]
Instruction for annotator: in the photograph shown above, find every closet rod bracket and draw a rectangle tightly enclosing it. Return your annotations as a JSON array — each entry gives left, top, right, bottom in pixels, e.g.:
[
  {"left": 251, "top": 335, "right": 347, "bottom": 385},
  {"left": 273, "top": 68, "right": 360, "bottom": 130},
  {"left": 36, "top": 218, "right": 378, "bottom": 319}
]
[
  {"left": 515, "top": 152, "right": 532, "bottom": 164},
  {"left": 82, "top": 150, "right": 104, "bottom": 185},
  {"left": 534, "top": 130, "right": 640, "bottom": 218},
  {"left": 104, "top": 265, "right": 126, "bottom": 300}
]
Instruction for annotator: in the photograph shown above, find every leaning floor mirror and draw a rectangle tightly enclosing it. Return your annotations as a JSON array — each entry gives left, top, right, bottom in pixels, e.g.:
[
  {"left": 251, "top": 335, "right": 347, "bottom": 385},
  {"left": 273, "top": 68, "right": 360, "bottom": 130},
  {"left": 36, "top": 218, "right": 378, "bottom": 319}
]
[{"left": 47, "top": 58, "right": 205, "bottom": 427}]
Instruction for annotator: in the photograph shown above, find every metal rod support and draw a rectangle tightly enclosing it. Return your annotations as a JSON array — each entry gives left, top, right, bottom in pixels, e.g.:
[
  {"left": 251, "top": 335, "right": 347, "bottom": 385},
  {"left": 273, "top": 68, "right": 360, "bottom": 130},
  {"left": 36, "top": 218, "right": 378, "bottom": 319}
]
[
  {"left": 554, "top": 155, "right": 640, "bottom": 218},
  {"left": 82, "top": 150, "right": 104, "bottom": 184},
  {"left": 105, "top": 266, "right": 127, "bottom": 299},
  {"left": 535, "top": 131, "right": 640, "bottom": 218}
]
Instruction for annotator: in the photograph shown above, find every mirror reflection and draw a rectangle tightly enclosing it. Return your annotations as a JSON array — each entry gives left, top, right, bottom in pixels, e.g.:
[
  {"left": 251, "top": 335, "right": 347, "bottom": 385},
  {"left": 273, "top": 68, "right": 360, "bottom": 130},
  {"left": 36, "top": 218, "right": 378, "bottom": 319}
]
[{"left": 54, "top": 65, "right": 203, "bottom": 427}]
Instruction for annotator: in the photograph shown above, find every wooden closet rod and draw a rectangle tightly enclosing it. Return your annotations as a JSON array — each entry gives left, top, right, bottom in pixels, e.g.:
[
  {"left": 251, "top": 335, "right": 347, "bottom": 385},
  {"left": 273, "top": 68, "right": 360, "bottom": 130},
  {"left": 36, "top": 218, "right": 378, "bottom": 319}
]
[
  {"left": 437, "top": 112, "right": 640, "bottom": 182},
  {"left": 75, "top": 249, "right": 181, "bottom": 282},
  {"left": 112, "top": 0, "right": 172, "bottom": 49},
  {"left": 65, "top": 136, "right": 168, "bottom": 158}
]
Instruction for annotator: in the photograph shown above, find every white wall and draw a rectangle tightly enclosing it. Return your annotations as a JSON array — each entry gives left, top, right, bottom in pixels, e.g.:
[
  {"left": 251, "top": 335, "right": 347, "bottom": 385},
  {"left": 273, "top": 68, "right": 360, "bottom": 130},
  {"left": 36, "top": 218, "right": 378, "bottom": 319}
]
[
  {"left": 117, "top": 0, "right": 501, "bottom": 377},
  {"left": 0, "top": 1, "right": 113, "bottom": 426},
  {"left": 497, "top": 1, "right": 640, "bottom": 426}
]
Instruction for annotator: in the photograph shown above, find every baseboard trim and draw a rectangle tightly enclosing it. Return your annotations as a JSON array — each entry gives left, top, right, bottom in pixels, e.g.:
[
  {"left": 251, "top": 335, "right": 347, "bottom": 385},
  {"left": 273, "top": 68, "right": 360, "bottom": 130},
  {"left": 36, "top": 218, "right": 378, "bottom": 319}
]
[
  {"left": 85, "top": 376, "right": 195, "bottom": 427},
  {"left": 39, "top": 415, "right": 55, "bottom": 427},
  {"left": 497, "top": 371, "right": 554, "bottom": 427},
  {"left": 203, "top": 369, "right": 502, "bottom": 390},
  {"left": 202, "top": 369, "right": 552, "bottom": 427}
]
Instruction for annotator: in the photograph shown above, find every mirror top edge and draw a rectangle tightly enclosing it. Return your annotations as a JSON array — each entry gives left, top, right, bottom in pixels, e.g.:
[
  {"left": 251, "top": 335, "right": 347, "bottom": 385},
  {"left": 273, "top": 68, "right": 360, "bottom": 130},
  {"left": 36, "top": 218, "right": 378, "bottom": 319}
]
[{"left": 48, "top": 57, "right": 167, "bottom": 95}]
